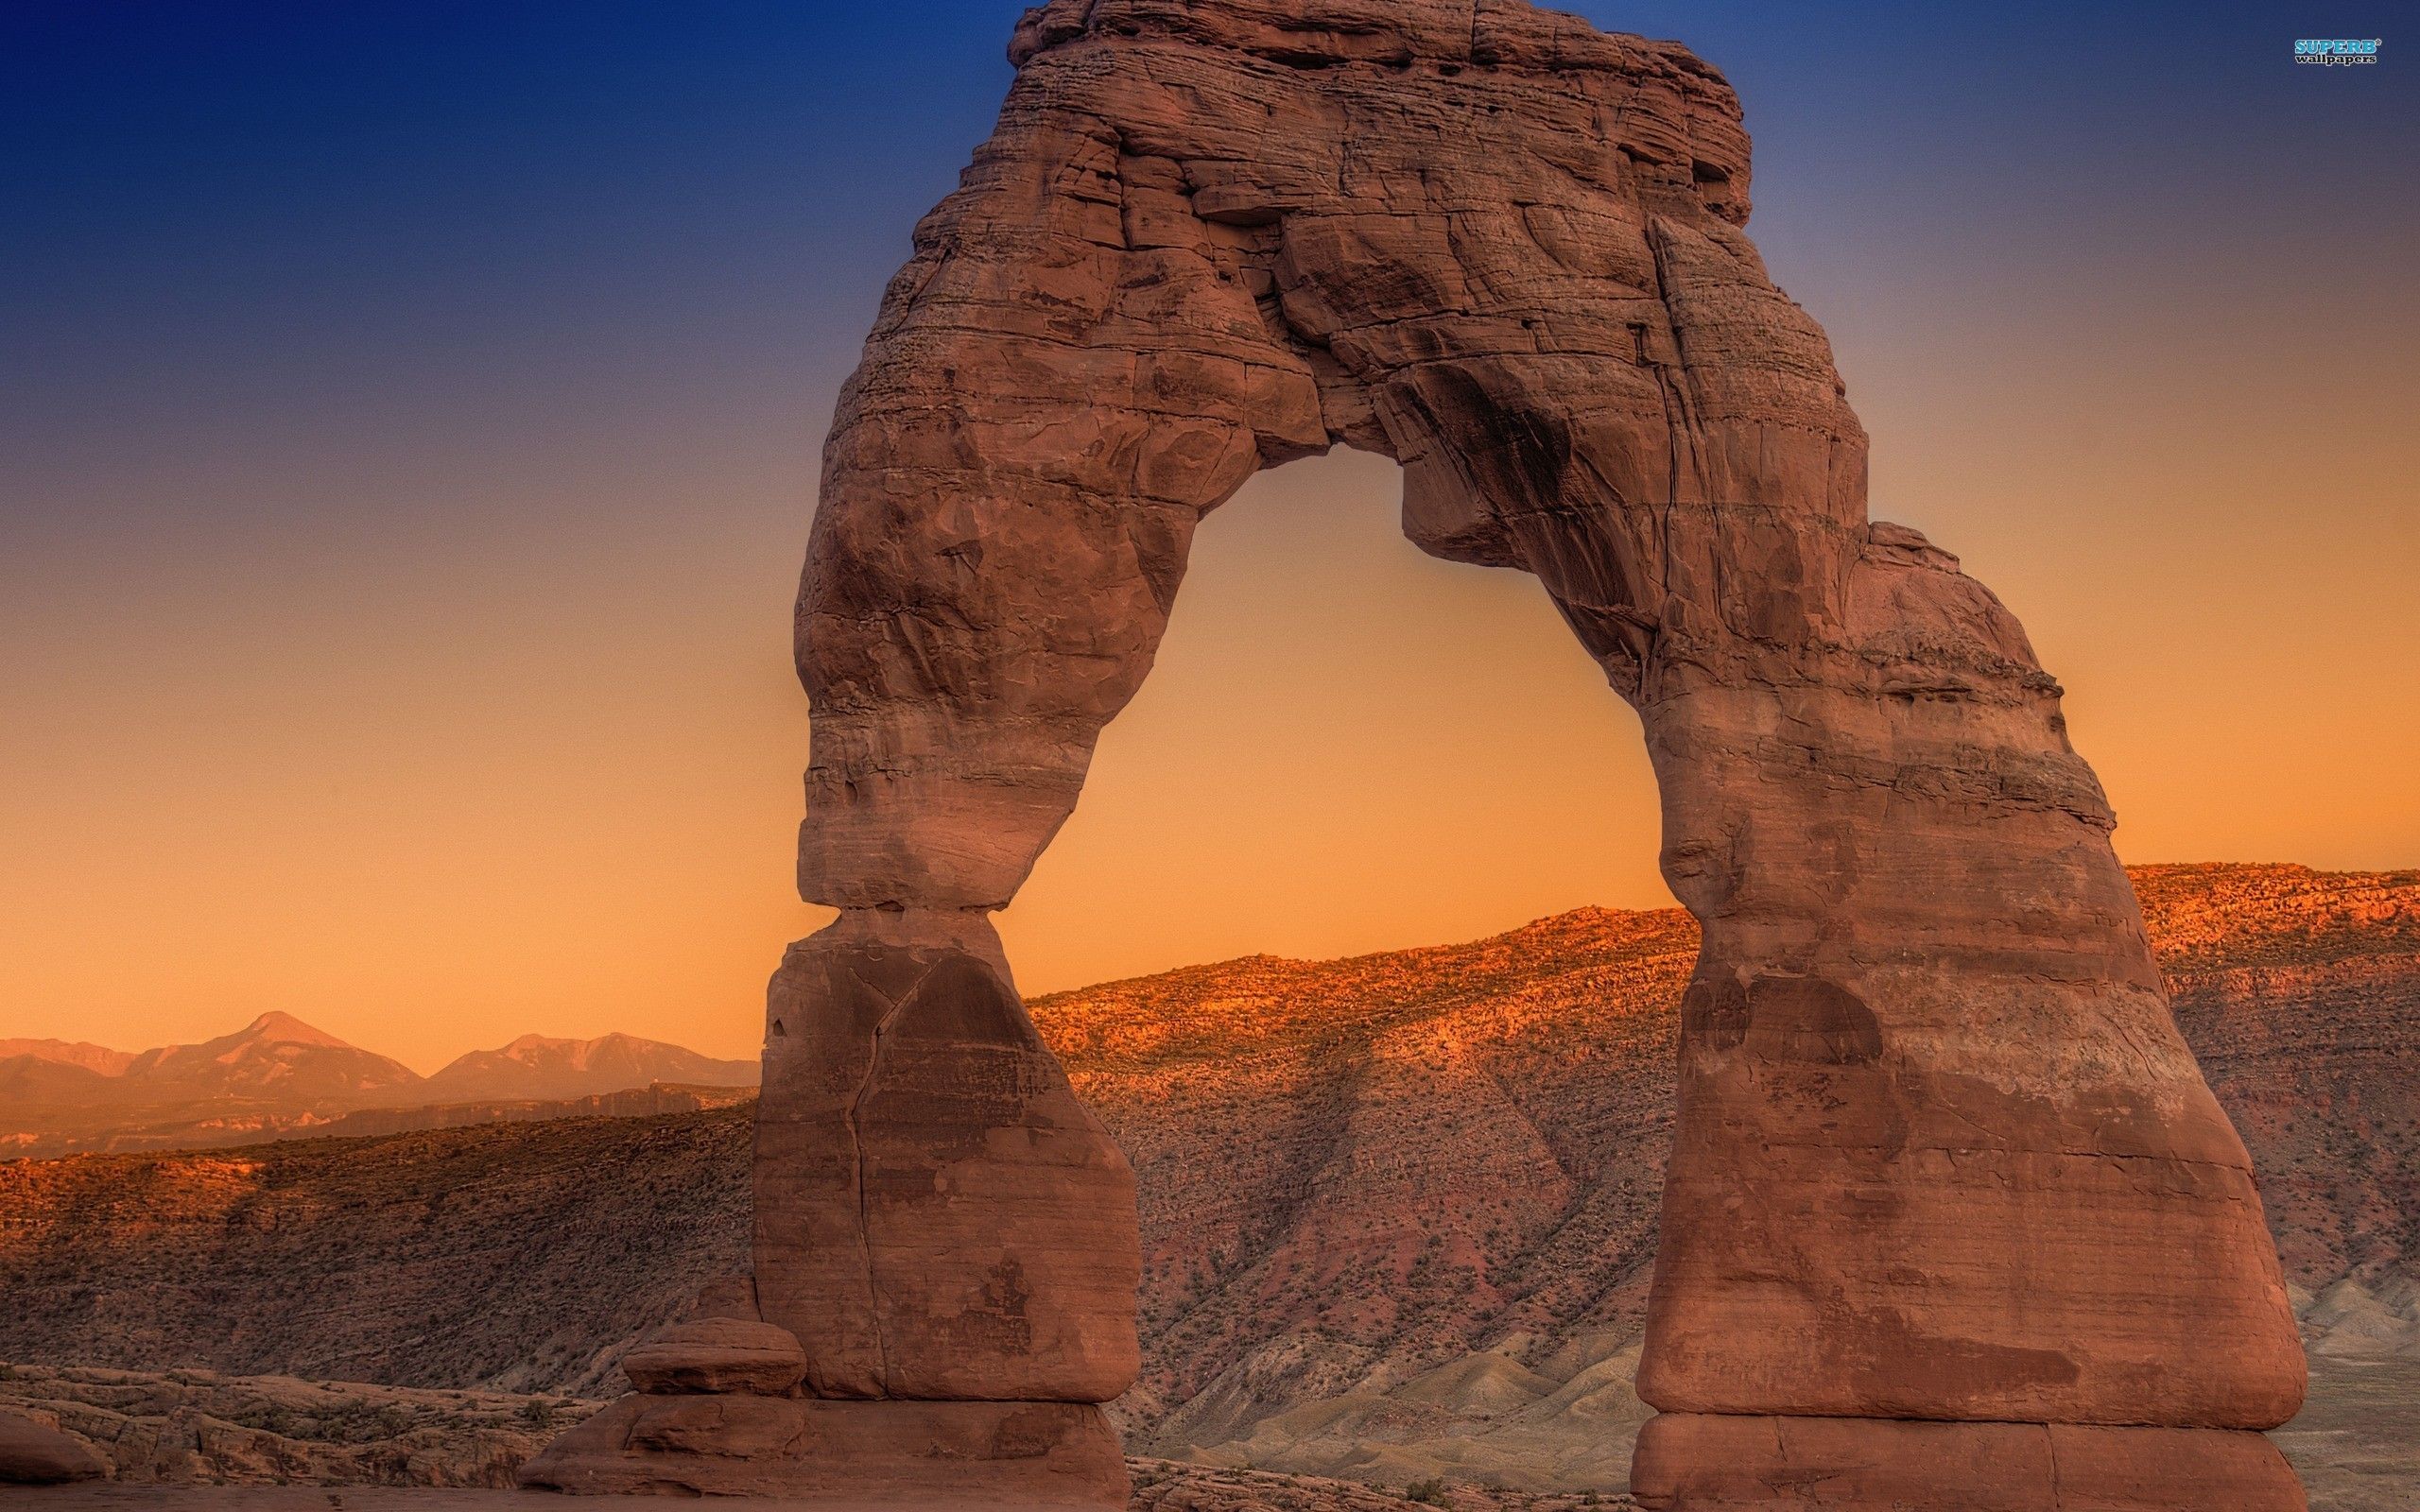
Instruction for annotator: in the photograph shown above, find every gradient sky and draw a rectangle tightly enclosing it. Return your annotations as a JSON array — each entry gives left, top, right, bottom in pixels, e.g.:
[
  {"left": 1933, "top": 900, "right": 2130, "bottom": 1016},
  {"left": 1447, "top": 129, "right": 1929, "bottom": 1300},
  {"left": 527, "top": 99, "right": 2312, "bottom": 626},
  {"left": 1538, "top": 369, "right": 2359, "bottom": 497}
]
[{"left": 3, "top": 2, "right": 2412, "bottom": 1071}]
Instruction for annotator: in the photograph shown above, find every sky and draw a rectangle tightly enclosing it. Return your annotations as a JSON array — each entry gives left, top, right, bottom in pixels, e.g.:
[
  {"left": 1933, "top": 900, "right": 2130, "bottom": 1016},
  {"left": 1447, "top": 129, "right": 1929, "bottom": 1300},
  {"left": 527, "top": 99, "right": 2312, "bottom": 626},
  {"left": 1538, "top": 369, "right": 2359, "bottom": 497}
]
[{"left": 2, "top": 2, "right": 2413, "bottom": 1070}]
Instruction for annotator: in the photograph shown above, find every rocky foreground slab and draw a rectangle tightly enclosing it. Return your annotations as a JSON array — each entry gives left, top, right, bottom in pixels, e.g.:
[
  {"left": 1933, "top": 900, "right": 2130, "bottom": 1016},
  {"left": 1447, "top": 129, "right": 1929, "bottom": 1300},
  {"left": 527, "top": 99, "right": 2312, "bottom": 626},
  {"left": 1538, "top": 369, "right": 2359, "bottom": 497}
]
[{"left": 0, "top": 1366, "right": 1625, "bottom": 1509}]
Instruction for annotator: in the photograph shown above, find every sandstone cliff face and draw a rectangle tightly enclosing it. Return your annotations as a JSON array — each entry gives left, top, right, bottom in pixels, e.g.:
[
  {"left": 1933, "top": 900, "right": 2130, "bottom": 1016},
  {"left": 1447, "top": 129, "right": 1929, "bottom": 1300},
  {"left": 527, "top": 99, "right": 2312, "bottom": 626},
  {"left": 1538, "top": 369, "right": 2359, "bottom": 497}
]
[{"left": 777, "top": 1, "right": 2301, "bottom": 1503}]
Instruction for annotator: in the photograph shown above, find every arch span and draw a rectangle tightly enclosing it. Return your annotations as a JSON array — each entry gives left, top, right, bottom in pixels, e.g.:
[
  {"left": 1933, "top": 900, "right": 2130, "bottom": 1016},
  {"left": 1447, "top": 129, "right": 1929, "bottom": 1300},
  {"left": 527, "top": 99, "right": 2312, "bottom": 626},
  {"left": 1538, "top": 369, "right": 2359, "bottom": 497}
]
[{"left": 527, "top": 4, "right": 2306, "bottom": 1507}]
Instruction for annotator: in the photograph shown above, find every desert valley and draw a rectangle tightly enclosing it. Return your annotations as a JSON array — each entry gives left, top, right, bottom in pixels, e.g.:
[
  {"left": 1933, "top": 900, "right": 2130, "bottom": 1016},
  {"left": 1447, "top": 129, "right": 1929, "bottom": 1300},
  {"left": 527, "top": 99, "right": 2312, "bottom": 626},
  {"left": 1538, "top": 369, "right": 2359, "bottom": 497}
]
[{"left": 2, "top": 863, "right": 2411, "bottom": 1509}]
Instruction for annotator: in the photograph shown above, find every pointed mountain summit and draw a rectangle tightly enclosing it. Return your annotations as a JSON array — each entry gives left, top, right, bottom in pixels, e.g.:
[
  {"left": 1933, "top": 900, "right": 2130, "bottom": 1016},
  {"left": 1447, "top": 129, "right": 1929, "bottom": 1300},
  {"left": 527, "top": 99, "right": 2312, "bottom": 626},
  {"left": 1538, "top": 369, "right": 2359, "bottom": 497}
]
[
  {"left": 120, "top": 1012, "right": 424, "bottom": 1105},
  {"left": 235, "top": 1011, "right": 353, "bottom": 1048},
  {"left": 424, "top": 1030, "right": 757, "bottom": 1103}
]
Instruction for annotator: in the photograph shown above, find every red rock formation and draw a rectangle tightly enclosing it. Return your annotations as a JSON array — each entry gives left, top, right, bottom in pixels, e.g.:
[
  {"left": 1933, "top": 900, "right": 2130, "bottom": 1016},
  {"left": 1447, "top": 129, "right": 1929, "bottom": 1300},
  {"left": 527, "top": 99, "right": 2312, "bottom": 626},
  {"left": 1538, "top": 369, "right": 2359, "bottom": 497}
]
[
  {"left": 0, "top": 1366, "right": 582, "bottom": 1489},
  {"left": 0, "top": 1409, "right": 109, "bottom": 1485},
  {"left": 537, "top": 1, "right": 2308, "bottom": 1504},
  {"left": 526, "top": 1393, "right": 1127, "bottom": 1503},
  {"left": 1630, "top": 1415, "right": 2306, "bottom": 1511},
  {"left": 618, "top": 1317, "right": 807, "bottom": 1398},
  {"left": 753, "top": 914, "right": 1141, "bottom": 1405}
]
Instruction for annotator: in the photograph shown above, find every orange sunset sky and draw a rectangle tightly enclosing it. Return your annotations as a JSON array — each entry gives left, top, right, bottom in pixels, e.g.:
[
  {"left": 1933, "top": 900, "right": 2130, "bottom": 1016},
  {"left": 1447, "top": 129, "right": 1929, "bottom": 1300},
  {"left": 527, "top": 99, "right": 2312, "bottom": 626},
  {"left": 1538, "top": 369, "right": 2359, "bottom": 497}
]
[{"left": 3, "top": 3, "right": 2413, "bottom": 1070}]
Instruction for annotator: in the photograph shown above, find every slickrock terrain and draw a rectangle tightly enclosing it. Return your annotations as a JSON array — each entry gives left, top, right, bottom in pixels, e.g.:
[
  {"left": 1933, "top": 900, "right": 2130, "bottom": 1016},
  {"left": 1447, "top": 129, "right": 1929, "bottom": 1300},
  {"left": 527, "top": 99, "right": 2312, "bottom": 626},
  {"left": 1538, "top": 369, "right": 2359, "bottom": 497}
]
[
  {"left": 0, "top": 1366, "right": 591, "bottom": 1488},
  {"left": 0, "top": 1366, "right": 1617, "bottom": 1511},
  {"left": 1127, "top": 1460, "right": 1632, "bottom": 1510},
  {"left": 2, "top": 866, "right": 2411, "bottom": 1504},
  {"left": 0, "top": 1407, "right": 108, "bottom": 1484}
]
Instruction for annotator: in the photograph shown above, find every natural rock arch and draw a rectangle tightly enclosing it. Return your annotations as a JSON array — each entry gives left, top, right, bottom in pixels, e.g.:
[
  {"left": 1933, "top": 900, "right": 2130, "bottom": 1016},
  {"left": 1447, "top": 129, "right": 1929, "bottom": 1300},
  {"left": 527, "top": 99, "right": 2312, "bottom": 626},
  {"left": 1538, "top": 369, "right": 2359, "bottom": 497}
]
[{"left": 528, "top": 3, "right": 2307, "bottom": 1506}]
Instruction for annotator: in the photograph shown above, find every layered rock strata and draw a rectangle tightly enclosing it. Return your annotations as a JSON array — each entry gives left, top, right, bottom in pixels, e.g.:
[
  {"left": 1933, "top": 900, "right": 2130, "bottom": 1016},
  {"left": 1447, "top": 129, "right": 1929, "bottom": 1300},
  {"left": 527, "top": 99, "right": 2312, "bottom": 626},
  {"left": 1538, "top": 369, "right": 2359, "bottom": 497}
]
[
  {"left": 519, "top": 1275, "right": 1130, "bottom": 1505},
  {"left": 0, "top": 1410, "right": 110, "bottom": 1485},
  {"left": 1, "top": 1366, "right": 579, "bottom": 1489},
  {"left": 537, "top": 0, "right": 2307, "bottom": 1505}
]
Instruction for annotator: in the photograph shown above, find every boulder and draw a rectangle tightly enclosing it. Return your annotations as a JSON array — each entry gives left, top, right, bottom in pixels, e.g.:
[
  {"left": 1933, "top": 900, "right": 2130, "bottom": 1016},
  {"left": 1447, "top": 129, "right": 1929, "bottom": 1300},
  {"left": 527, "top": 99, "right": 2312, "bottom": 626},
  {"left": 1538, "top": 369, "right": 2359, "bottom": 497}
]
[
  {"left": 0, "top": 1409, "right": 108, "bottom": 1485},
  {"left": 620, "top": 1316, "right": 808, "bottom": 1397}
]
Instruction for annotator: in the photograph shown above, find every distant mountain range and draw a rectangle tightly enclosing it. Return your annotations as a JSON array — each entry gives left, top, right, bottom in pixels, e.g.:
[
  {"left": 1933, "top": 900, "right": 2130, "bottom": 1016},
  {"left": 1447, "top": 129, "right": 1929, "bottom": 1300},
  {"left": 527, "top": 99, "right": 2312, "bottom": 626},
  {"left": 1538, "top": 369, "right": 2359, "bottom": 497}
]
[
  {"left": 422, "top": 1032, "right": 760, "bottom": 1104},
  {"left": 0, "top": 1014, "right": 758, "bottom": 1159},
  {"left": 0, "top": 1039, "right": 137, "bottom": 1077}
]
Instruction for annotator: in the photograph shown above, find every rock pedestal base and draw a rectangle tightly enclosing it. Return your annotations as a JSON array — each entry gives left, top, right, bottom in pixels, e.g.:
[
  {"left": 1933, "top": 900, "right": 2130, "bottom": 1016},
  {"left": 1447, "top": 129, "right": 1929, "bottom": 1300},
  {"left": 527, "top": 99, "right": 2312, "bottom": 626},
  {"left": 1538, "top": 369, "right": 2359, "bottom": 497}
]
[
  {"left": 1632, "top": 1413, "right": 2308, "bottom": 1511},
  {"left": 516, "top": 1394, "right": 1126, "bottom": 1507},
  {"left": 753, "top": 917, "right": 1142, "bottom": 1404}
]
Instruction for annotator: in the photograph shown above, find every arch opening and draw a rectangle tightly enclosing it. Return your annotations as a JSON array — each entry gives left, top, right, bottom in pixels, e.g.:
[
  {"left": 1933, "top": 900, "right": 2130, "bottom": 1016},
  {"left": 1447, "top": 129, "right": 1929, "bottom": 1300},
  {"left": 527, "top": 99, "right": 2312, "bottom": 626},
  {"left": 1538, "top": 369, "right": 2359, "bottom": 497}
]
[{"left": 995, "top": 444, "right": 1668, "bottom": 994}]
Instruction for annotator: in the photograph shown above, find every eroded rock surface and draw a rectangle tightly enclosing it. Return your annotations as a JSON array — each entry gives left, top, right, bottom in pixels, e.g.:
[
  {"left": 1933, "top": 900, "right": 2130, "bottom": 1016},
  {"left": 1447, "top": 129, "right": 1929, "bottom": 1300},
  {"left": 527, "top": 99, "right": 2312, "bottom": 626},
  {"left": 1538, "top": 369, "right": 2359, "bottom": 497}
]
[
  {"left": 1631, "top": 1415, "right": 2307, "bottom": 1512},
  {"left": 759, "top": 0, "right": 2307, "bottom": 1505},
  {"left": 617, "top": 1317, "right": 807, "bottom": 1397},
  {"left": 0, "top": 1365, "right": 583, "bottom": 1488},
  {"left": 0, "top": 1369, "right": 1636, "bottom": 1510},
  {"left": 524, "top": 1393, "right": 1129, "bottom": 1503},
  {"left": 1, "top": 1407, "right": 110, "bottom": 1484},
  {"left": 754, "top": 911, "right": 1140, "bottom": 1404}
]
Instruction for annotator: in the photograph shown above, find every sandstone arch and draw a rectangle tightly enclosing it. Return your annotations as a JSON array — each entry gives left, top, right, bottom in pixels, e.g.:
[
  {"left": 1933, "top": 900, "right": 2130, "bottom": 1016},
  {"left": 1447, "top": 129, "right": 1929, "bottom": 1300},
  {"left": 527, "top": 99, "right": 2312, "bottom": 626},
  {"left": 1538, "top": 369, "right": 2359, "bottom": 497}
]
[{"left": 528, "top": 3, "right": 2308, "bottom": 1506}]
